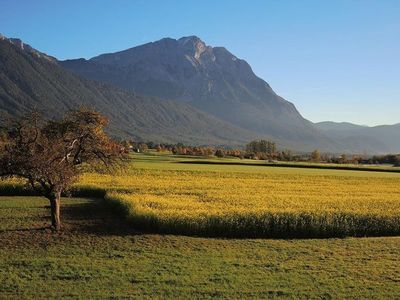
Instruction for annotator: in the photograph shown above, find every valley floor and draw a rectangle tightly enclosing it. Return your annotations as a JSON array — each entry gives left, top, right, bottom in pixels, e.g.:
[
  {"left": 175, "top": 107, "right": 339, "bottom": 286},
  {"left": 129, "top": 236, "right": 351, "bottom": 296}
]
[{"left": 1, "top": 196, "right": 399, "bottom": 299}]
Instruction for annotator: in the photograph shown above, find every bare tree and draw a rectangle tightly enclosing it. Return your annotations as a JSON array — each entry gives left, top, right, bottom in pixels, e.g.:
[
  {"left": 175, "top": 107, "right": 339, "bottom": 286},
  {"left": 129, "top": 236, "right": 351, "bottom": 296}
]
[{"left": 0, "top": 108, "right": 125, "bottom": 230}]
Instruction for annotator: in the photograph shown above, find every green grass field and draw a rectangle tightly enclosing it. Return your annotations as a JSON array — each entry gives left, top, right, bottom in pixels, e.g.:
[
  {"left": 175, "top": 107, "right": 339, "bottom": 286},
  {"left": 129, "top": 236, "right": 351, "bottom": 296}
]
[
  {"left": 1, "top": 196, "right": 400, "bottom": 299},
  {"left": 1, "top": 153, "right": 400, "bottom": 298}
]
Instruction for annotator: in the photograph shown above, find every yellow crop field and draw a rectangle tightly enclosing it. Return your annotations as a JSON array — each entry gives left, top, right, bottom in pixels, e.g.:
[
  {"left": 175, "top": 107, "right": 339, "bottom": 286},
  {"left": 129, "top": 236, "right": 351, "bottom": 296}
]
[
  {"left": 75, "top": 154, "right": 400, "bottom": 237},
  {"left": 2, "top": 153, "right": 400, "bottom": 237}
]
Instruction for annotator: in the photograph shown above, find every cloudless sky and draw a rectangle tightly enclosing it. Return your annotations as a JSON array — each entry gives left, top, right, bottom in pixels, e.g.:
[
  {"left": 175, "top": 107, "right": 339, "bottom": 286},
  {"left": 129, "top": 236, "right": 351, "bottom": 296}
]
[{"left": 1, "top": 0, "right": 399, "bottom": 126}]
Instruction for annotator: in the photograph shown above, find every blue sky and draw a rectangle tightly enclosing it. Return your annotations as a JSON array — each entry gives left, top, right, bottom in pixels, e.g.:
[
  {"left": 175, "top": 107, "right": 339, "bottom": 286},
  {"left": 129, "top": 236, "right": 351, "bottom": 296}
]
[{"left": 1, "top": 0, "right": 399, "bottom": 126}]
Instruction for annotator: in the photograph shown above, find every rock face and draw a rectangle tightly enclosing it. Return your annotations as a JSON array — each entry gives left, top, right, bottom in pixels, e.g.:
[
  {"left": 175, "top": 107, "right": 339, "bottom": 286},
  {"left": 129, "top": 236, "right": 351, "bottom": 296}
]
[
  {"left": 61, "top": 36, "right": 339, "bottom": 150},
  {"left": 0, "top": 34, "right": 55, "bottom": 61}
]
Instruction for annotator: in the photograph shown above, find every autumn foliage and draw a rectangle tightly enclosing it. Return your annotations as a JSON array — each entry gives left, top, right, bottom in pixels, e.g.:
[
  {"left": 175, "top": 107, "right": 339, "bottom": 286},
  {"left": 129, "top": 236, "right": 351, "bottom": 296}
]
[{"left": 0, "top": 108, "right": 125, "bottom": 230}]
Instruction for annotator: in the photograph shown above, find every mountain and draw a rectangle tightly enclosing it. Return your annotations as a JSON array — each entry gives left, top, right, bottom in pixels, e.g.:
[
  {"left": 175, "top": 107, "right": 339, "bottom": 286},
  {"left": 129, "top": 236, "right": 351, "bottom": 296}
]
[
  {"left": 60, "top": 36, "right": 341, "bottom": 151},
  {"left": 2, "top": 34, "right": 398, "bottom": 153},
  {"left": 316, "top": 122, "right": 400, "bottom": 154},
  {"left": 0, "top": 35, "right": 259, "bottom": 146},
  {"left": 315, "top": 121, "right": 368, "bottom": 132}
]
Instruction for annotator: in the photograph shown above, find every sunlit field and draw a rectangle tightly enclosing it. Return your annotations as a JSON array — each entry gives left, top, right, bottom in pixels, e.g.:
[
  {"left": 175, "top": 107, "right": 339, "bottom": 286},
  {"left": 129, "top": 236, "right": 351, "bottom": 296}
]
[
  {"left": 2, "top": 152, "right": 400, "bottom": 238},
  {"left": 101, "top": 154, "right": 400, "bottom": 237}
]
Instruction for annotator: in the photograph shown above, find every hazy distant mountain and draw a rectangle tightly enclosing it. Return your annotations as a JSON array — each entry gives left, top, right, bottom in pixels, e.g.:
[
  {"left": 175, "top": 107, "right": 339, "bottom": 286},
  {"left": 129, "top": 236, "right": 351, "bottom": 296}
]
[
  {"left": 60, "top": 36, "right": 340, "bottom": 151},
  {"left": 316, "top": 121, "right": 400, "bottom": 154},
  {"left": 315, "top": 121, "right": 368, "bottom": 132},
  {"left": 0, "top": 36, "right": 259, "bottom": 146}
]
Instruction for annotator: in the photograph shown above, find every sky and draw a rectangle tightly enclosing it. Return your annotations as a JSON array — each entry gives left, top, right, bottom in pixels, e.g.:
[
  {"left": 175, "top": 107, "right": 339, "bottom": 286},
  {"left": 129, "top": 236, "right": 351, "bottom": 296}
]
[{"left": 1, "top": 0, "right": 399, "bottom": 126}]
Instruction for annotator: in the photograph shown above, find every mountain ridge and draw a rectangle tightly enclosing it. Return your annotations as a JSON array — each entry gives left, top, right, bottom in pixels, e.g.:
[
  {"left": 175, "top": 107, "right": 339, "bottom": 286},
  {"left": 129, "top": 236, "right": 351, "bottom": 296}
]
[
  {"left": 61, "top": 36, "right": 342, "bottom": 151},
  {"left": 316, "top": 121, "right": 400, "bottom": 129},
  {"left": 315, "top": 121, "right": 400, "bottom": 154}
]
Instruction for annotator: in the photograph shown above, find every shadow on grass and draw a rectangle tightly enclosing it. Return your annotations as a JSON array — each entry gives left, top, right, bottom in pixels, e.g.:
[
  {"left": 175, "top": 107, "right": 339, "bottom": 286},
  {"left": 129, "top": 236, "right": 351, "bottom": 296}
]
[
  {"left": 0, "top": 227, "right": 49, "bottom": 233},
  {"left": 0, "top": 198, "right": 141, "bottom": 237},
  {"left": 60, "top": 198, "right": 141, "bottom": 236}
]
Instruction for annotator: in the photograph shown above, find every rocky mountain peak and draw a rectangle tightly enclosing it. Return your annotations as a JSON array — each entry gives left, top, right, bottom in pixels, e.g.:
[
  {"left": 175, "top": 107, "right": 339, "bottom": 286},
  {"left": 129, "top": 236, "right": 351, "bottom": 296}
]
[
  {"left": 0, "top": 34, "right": 27, "bottom": 50},
  {"left": 0, "top": 33, "right": 55, "bottom": 62},
  {"left": 177, "top": 36, "right": 209, "bottom": 60},
  {"left": 178, "top": 35, "right": 202, "bottom": 45}
]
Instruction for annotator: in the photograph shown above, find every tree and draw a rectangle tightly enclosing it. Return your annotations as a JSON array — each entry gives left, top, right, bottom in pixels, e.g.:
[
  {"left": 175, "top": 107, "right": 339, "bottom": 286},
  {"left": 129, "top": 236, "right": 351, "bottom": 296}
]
[
  {"left": 338, "top": 154, "right": 348, "bottom": 164},
  {"left": 215, "top": 149, "right": 225, "bottom": 158},
  {"left": 138, "top": 143, "right": 148, "bottom": 153},
  {"left": 246, "top": 140, "right": 277, "bottom": 159},
  {"left": 311, "top": 149, "right": 321, "bottom": 162},
  {"left": 0, "top": 108, "right": 124, "bottom": 230},
  {"left": 394, "top": 155, "right": 400, "bottom": 167}
]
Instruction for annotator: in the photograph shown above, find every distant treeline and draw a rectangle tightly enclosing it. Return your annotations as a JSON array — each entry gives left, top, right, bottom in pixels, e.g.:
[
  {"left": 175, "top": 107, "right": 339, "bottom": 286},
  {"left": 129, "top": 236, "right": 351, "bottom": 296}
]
[
  {"left": 368, "top": 154, "right": 400, "bottom": 166},
  {"left": 121, "top": 140, "right": 400, "bottom": 166}
]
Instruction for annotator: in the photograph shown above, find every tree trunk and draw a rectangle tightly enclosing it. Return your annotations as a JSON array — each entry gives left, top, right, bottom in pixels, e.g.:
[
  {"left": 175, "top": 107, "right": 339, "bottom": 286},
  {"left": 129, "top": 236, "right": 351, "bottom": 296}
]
[{"left": 49, "top": 192, "right": 62, "bottom": 231}]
